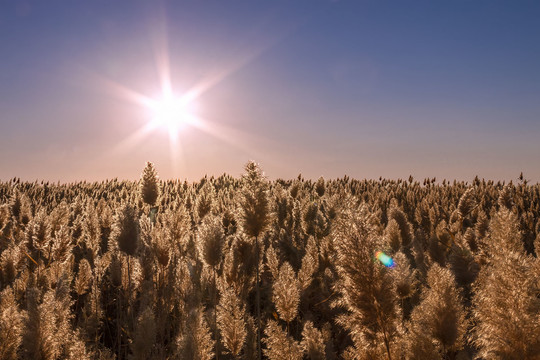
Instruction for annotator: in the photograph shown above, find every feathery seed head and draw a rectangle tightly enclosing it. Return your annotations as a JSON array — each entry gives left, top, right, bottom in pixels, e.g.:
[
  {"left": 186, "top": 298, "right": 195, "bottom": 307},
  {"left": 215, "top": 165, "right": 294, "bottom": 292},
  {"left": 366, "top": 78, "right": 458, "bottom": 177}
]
[
  {"left": 272, "top": 262, "right": 300, "bottom": 323},
  {"left": 111, "top": 204, "right": 140, "bottom": 256},
  {"left": 197, "top": 215, "right": 225, "bottom": 269},
  {"left": 240, "top": 161, "right": 269, "bottom": 238},
  {"left": 140, "top": 162, "right": 160, "bottom": 207}
]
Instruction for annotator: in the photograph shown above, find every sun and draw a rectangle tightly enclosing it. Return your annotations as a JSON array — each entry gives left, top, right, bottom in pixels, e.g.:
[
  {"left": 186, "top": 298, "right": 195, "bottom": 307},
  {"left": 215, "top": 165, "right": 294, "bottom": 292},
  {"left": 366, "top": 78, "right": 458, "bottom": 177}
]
[{"left": 148, "top": 94, "right": 196, "bottom": 134}]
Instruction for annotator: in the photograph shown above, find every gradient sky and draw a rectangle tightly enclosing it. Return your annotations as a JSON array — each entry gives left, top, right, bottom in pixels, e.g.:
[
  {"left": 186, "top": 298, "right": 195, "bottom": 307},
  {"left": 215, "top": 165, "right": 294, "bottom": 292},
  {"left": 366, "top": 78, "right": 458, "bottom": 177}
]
[{"left": 1, "top": 0, "right": 539, "bottom": 183}]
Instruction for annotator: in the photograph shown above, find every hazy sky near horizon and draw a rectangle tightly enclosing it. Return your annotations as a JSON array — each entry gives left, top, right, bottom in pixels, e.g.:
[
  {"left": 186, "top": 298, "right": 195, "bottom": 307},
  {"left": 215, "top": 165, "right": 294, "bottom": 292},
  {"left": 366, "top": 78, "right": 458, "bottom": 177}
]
[{"left": 1, "top": 0, "right": 539, "bottom": 183}]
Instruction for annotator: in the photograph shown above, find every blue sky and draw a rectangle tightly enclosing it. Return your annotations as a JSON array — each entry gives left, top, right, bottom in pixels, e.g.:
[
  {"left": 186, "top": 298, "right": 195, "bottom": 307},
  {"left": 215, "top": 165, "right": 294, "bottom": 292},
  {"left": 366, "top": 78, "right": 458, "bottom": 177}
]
[{"left": 1, "top": 0, "right": 539, "bottom": 182}]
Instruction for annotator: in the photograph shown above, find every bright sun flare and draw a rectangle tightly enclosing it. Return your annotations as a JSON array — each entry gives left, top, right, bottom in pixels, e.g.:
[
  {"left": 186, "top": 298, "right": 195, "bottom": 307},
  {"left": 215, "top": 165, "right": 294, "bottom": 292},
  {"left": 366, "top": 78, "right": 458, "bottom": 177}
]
[
  {"left": 148, "top": 95, "right": 196, "bottom": 134},
  {"left": 98, "top": 14, "right": 276, "bottom": 178}
]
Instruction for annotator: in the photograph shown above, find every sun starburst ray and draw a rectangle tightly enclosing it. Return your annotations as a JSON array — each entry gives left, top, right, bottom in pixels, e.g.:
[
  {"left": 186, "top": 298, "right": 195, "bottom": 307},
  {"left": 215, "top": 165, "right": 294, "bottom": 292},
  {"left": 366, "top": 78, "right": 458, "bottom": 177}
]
[
  {"left": 188, "top": 117, "right": 276, "bottom": 158},
  {"left": 110, "top": 122, "right": 157, "bottom": 157},
  {"left": 85, "top": 11, "right": 290, "bottom": 177}
]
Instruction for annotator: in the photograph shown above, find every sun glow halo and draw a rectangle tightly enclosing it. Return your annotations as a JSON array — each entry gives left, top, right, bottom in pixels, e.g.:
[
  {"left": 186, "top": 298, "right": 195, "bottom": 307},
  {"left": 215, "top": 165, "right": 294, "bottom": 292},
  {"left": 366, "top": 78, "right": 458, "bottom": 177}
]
[{"left": 149, "top": 95, "right": 196, "bottom": 134}]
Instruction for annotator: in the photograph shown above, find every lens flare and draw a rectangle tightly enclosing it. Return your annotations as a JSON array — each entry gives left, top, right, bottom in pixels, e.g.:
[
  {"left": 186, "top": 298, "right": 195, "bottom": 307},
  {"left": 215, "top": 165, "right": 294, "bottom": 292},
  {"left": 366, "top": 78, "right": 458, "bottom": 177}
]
[
  {"left": 375, "top": 251, "right": 395, "bottom": 268},
  {"left": 149, "top": 95, "right": 195, "bottom": 133}
]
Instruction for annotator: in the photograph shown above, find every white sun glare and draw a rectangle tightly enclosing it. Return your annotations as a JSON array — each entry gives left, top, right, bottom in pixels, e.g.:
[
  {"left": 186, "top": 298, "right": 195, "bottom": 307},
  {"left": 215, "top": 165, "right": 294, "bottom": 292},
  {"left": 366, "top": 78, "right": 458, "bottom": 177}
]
[
  {"left": 93, "top": 12, "right": 283, "bottom": 178},
  {"left": 148, "top": 94, "right": 196, "bottom": 134}
]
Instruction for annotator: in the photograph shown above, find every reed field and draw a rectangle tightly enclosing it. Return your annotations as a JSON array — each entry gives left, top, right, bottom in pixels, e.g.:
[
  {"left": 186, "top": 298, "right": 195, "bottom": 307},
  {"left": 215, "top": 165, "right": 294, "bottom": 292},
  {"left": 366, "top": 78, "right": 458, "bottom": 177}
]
[{"left": 1, "top": 161, "right": 539, "bottom": 359}]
